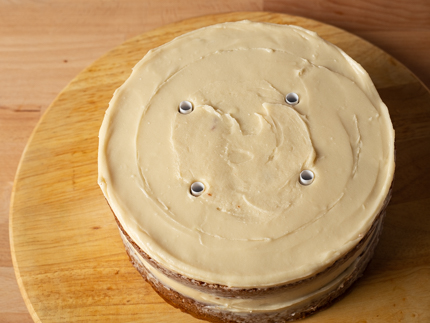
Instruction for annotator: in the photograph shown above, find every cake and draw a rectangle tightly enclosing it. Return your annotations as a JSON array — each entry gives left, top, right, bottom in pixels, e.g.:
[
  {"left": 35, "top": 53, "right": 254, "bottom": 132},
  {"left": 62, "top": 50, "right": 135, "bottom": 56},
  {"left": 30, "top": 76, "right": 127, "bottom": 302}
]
[{"left": 98, "top": 21, "right": 395, "bottom": 322}]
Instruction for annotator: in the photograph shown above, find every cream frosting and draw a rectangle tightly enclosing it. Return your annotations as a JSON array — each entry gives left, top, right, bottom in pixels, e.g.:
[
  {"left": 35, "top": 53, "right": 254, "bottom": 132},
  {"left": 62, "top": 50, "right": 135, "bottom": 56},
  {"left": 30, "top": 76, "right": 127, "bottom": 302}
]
[{"left": 98, "top": 21, "right": 395, "bottom": 288}]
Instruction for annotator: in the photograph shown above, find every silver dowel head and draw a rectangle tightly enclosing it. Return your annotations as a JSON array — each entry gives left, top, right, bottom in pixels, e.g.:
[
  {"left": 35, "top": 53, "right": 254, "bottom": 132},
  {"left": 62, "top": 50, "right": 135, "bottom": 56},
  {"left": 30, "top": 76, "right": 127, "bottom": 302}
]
[
  {"left": 190, "top": 181, "right": 205, "bottom": 196},
  {"left": 299, "top": 170, "right": 314, "bottom": 185},
  {"left": 285, "top": 92, "right": 299, "bottom": 105},
  {"left": 179, "top": 101, "right": 193, "bottom": 114}
]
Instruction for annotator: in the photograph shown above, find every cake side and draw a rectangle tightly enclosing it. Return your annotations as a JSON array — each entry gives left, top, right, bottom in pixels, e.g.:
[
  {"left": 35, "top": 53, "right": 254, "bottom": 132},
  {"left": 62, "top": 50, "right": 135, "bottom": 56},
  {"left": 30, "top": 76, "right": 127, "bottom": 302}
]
[{"left": 118, "top": 204, "right": 387, "bottom": 322}]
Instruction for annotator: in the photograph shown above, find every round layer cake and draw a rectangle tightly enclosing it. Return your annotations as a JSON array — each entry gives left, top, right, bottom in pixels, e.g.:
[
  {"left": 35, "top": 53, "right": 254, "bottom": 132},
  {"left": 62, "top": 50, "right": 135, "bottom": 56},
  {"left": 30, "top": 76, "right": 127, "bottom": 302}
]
[{"left": 98, "top": 21, "right": 395, "bottom": 322}]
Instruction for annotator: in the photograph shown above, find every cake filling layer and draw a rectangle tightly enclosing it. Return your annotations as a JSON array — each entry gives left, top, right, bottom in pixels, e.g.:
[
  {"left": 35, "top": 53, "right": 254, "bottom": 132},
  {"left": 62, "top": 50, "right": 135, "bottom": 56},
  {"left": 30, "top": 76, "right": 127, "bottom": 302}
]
[{"left": 99, "top": 21, "right": 395, "bottom": 287}]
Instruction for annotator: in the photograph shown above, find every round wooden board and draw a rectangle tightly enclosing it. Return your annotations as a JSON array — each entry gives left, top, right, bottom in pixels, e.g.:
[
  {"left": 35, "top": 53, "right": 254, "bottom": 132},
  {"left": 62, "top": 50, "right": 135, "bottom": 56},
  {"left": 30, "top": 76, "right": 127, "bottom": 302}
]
[{"left": 10, "top": 12, "right": 430, "bottom": 323}]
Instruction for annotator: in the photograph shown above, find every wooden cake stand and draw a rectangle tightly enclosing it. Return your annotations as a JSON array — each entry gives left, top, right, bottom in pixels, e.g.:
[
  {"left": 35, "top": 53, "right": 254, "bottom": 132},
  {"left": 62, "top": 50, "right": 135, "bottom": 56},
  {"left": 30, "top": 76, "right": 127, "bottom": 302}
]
[{"left": 10, "top": 12, "right": 430, "bottom": 322}]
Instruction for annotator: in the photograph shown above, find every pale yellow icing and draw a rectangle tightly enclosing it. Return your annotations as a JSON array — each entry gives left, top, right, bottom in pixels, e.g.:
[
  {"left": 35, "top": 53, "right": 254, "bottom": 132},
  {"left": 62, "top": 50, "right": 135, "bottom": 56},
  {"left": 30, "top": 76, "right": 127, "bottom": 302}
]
[{"left": 98, "top": 21, "right": 395, "bottom": 288}]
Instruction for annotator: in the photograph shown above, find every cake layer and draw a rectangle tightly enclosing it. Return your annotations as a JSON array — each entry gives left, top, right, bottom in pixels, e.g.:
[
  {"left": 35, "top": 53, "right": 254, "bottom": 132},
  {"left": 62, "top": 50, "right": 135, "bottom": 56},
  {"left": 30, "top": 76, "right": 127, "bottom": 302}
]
[{"left": 98, "top": 21, "right": 395, "bottom": 287}]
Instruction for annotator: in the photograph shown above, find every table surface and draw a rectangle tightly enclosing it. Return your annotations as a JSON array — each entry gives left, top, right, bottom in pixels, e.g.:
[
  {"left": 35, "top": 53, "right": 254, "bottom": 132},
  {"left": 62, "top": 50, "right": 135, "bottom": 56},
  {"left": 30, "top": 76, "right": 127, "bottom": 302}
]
[{"left": 1, "top": 1, "right": 430, "bottom": 322}]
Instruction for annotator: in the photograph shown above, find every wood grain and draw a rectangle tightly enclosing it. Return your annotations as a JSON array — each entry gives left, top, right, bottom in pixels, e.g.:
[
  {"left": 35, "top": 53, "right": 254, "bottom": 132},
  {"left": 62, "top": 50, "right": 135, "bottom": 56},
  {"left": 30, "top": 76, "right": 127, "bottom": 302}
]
[
  {"left": 264, "top": 0, "right": 430, "bottom": 88},
  {"left": 1, "top": 1, "right": 430, "bottom": 322},
  {"left": 8, "top": 11, "right": 430, "bottom": 323}
]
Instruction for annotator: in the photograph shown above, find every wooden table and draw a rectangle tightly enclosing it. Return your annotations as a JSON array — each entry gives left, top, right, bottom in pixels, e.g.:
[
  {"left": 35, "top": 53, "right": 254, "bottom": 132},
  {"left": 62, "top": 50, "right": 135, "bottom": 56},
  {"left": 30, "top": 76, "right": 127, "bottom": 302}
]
[{"left": 1, "top": 1, "right": 430, "bottom": 322}]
